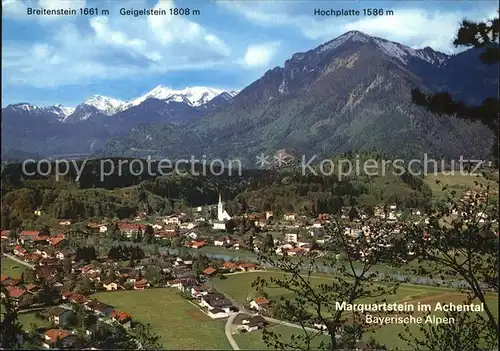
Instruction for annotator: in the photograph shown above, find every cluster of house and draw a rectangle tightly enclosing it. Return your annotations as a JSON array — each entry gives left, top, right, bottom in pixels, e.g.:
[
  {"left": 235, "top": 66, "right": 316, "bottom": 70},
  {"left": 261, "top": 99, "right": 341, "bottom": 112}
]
[
  {"left": 164, "top": 262, "right": 270, "bottom": 331},
  {"left": 85, "top": 216, "right": 253, "bottom": 251},
  {"left": 39, "top": 292, "right": 133, "bottom": 349},
  {"left": 1, "top": 274, "right": 40, "bottom": 305},
  {"left": 2, "top": 272, "right": 134, "bottom": 349},
  {"left": 4, "top": 231, "right": 70, "bottom": 261},
  {"left": 165, "top": 260, "right": 265, "bottom": 319}
]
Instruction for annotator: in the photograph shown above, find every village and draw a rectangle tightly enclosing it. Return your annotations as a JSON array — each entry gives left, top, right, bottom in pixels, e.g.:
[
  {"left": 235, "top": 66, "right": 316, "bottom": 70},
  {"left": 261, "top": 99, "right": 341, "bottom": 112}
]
[
  {"left": 1, "top": 224, "right": 272, "bottom": 349},
  {"left": 0, "top": 189, "right": 495, "bottom": 349}
]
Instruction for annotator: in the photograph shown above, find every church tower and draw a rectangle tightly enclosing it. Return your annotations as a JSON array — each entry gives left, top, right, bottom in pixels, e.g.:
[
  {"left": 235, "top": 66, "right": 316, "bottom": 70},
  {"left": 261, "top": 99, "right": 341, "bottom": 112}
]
[{"left": 217, "top": 193, "right": 223, "bottom": 221}]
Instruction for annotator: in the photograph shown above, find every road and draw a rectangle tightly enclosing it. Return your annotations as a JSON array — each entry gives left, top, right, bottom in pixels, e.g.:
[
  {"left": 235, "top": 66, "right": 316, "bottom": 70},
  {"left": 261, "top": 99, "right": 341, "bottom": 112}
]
[
  {"left": 111, "top": 240, "right": 470, "bottom": 289},
  {"left": 209, "top": 278, "right": 323, "bottom": 336},
  {"left": 2, "top": 253, "right": 36, "bottom": 270},
  {"left": 225, "top": 312, "right": 240, "bottom": 350},
  {"left": 263, "top": 316, "right": 323, "bottom": 333}
]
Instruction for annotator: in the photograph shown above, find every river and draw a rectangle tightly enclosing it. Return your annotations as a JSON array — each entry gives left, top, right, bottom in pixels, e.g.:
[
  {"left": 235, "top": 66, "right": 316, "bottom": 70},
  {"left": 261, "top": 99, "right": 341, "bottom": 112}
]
[{"left": 102, "top": 240, "right": 480, "bottom": 290}]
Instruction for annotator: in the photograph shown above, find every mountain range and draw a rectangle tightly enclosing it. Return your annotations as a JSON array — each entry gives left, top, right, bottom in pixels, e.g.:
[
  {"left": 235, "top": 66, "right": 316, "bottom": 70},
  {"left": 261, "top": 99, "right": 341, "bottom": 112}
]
[
  {"left": 1, "top": 86, "right": 239, "bottom": 159},
  {"left": 2, "top": 30, "right": 496, "bottom": 163}
]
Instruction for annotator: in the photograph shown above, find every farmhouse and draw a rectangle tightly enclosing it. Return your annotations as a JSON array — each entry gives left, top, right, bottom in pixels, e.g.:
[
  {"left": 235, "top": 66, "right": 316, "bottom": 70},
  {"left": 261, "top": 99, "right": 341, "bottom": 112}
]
[
  {"left": 180, "top": 222, "right": 196, "bottom": 230},
  {"left": 163, "top": 224, "right": 179, "bottom": 234},
  {"left": 190, "top": 241, "right": 206, "bottom": 249},
  {"left": 118, "top": 223, "right": 146, "bottom": 236},
  {"left": 43, "top": 329, "right": 77, "bottom": 349},
  {"left": 103, "top": 282, "right": 120, "bottom": 291},
  {"left": 214, "top": 239, "right": 224, "bottom": 246},
  {"left": 221, "top": 261, "right": 237, "bottom": 272},
  {"left": 19, "top": 230, "right": 41, "bottom": 244},
  {"left": 250, "top": 297, "right": 270, "bottom": 311},
  {"left": 239, "top": 315, "right": 267, "bottom": 332},
  {"left": 85, "top": 299, "right": 114, "bottom": 316},
  {"left": 285, "top": 247, "right": 307, "bottom": 256},
  {"left": 207, "top": 308, "right": 228, "bottom": 319},
  {"left": 2, "top": 286, "right": 27, "bottom": 304},
  {"left": 56, "top": 249, "right": 76, "bottom": 261},
  {"left": 13, "top": 246, "right": 27, "bottom": 256},
  {"left": 48, "top": 234, "right": 66, "bottom": 247},
  {"left": 47, "top": 306, "right": 74, "bottom": 326},
  {"left": 238, "top": 263, "right": 257, "bottom": 272},
  {"left": 110, "top": 309, "right": 132, "bottom": 328},
  {"left": 173, "top": 266, "right": 196, "bottom": 279},
  {"left": 62, "top": 291, "right": 87, "bottom": 305},
  {"left": 200, "top": 293, "right": 234, "bottom": 313},
  {"left": 191, "top": 285, "right": 210, "bottom": 298},
  {"left": 164, "top": 216, "right": 181, "bottom": 225},
  {"left": 134, "top": 279, "right": 150, "bottom": 290},
  {"left": 212, "top": 222, "right": 227, "bottom": 230},
  {"left": 203, "top": 267, "right": 217, "bottom": 277},
  {"left": 186, "top": 231, "right": 199, "bottom": 240},
  {"left": 167, "top": 279, "right": 183, "bottom": 290}
]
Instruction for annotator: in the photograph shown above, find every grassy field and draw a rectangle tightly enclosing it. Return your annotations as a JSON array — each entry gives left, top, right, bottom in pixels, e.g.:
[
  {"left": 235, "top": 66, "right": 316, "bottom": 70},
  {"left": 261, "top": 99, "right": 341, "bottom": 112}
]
[
  {"left": 93, "top": 289, "right": 231, "bottom": 350},
  {"left": 366, "top": 291, "right": 499, "bottom": 349},
  {"left": 1, "top": 257, "right": 25, "bottom": 279},
  {"left": 424, "top": 172, "right": 499, "bottom": 199},
  {"left": 234, "top": 324, "right": 331, "bottom": 350},
  {"left": 18, "top": 312, "right": 50, "bottom": 330},
  {"left": 214, "top": 271, "right": 450, "bottom": 307},
  {"left": 215, "top": 271, "right": 498, "bottom": 350}
]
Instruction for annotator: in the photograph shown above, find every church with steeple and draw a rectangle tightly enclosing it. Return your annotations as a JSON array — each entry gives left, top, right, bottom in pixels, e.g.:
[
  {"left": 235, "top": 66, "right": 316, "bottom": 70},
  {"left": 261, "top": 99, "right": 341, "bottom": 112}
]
[
  {"left": 213, "top": 193, "right": 231, "bottom": 230},
  {"left": 217, "top": 193, "right": 232, "bottom": 221}
]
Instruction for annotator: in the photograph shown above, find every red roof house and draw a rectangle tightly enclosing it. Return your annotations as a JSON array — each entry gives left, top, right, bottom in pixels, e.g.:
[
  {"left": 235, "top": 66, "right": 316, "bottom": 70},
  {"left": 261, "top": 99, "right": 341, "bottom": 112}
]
[
  {"left": 203, "top": 267, "right": 217, "bottom": 276},
  {"left": 5, "top": 286, "right": 27, "bottom": 300}
]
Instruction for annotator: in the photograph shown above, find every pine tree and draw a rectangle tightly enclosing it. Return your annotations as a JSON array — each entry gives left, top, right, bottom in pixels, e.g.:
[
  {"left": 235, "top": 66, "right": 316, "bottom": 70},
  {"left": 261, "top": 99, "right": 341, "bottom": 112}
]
[
  {"left": 411, "top": 13, "right": 499, "bottom": 164},
  {"left": 0, "top": 291, "right": 24, "bottom": 349}
]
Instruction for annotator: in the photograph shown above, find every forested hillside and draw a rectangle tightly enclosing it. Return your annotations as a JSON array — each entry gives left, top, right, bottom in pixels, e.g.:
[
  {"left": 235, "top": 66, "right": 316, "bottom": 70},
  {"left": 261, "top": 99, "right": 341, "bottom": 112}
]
[{"left": 1, "top": 154, "right": 433, "bottom": 230}]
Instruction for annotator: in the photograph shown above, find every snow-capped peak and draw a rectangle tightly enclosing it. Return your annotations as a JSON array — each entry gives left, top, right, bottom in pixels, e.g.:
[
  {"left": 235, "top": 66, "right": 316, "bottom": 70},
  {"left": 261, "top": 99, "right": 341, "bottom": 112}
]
[
  {"left": 4, "top": 86, "right": 240, "bottom": 123},
  {"left": 316, "top": 30, "right": 372, "bottom": 53},
  {"left": 372, "top": 37, "right": 448, "bottom": 65},
  {"left": 181, "top": 86, "right": 226, "bottom": 106},
  {"left": 42, "top": 104, "right": 76, "bottom": 121},
  {"left": 5, "top": 103, "right": 76, "bottom": 122},
  {"left": 56, "top": 105, "right": 76, "bottom": 117},
  {"left": 120, "top": 85, "right": 228, "bottom": 110},
  {"left": 82, "top": 95, "right": 125, "bottom": 115},
  {"left": 314, "top": 30, "right": 448, "bottom": 66},
  {"left": 9, "top": 103, "right": 39, "bottom": 112}
]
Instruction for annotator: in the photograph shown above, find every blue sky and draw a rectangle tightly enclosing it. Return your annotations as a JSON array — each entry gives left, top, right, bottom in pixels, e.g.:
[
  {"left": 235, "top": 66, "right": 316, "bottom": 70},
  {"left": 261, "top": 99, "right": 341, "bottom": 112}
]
[{"left": 2, "top": 0, "right": 498, "bottom": 107}]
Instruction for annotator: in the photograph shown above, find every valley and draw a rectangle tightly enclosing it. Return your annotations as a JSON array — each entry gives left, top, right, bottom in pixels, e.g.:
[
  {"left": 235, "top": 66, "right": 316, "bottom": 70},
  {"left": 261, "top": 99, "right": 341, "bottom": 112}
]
[
  {"left": 2, "top": 31, "right": 496, "bottom": 162},
  {"left": 1, "top": 3, "right": 498, "bottom": 349}
]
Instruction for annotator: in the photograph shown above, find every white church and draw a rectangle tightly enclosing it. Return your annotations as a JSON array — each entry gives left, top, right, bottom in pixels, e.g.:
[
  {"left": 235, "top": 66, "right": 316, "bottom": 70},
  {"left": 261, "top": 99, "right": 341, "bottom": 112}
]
[{"left": 213, "top": 193, "right": 231, "bottom": 230}]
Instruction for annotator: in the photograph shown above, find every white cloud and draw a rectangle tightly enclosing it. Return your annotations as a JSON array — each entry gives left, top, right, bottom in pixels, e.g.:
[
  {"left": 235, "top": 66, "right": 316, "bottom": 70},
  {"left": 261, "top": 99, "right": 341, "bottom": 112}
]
[
  {"left": 2, "top": 0, "right": 86, "bottom": 21},
  {"left": 219, "top": 1, "right": 498, "bottom": 53},
  {"left": 2, "top": 0, "right": 28, "bottom": 16},
  {"left": 89, "top": 16, "right": 149, "bottom": 53},
  {"left": 2, "top": 0, "right": 233, "bottom": 88},
  {"left": 148, "top": 0, "right": 231, "bottom": 56},
  {"left": 242, "top": 42, "right": 280, "bottom": 68}
]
